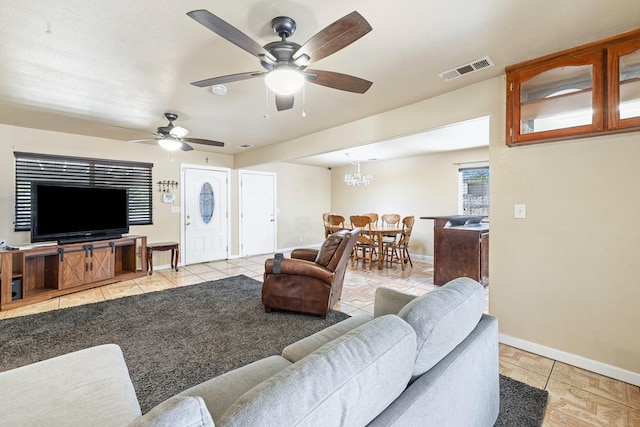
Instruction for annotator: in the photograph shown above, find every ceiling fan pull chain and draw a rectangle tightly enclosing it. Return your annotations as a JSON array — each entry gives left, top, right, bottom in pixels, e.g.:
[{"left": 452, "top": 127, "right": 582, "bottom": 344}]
[
  {"left": 302, "top": 84, "right": 307, "bottom": 118},
  {"left": 264, "top": 86, "right": 270, "bottom": 119}
]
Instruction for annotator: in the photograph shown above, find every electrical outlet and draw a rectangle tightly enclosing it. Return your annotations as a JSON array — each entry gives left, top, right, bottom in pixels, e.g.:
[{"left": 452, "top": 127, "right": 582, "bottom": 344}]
[{"left": 299, "top": 236, "right": 304, "bottom": 243}]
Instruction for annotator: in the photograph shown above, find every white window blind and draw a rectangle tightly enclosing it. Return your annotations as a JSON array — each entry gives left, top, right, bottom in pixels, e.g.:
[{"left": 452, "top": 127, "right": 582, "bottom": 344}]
[
  {"left": 14, "top": 152, "right": 153, "bottom": 231},
  {"left": 459, "top": 166, "right": 489, "bottom": 216}
]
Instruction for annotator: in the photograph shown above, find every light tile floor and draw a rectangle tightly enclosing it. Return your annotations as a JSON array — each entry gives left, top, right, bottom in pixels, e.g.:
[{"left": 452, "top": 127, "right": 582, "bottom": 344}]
[{"left": 1, "top": 255, "right": 639, "bottom": 425}]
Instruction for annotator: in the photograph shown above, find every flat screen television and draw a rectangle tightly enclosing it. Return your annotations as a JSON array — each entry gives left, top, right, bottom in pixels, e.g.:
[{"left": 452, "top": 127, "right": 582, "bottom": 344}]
[{"left": 30, "top": 182, "right": 129, "bottom": 244}]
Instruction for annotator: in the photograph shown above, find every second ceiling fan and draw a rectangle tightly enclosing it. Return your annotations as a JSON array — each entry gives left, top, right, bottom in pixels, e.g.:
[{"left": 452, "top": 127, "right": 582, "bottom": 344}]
[{"left": 187, "top": 9, "right": 373, "bottom": 112}]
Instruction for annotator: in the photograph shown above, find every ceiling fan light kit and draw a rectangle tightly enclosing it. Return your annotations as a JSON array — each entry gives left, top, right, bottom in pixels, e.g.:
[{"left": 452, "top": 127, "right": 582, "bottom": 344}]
[
  {"left": 158, "top": 137, "right": 183, "bottom": 151},
  {"left": 187, "top": 9, "right": 373, "bottom": 112},
  {"left": 265, "top": 68, "right": 305, "bottom": 95}
]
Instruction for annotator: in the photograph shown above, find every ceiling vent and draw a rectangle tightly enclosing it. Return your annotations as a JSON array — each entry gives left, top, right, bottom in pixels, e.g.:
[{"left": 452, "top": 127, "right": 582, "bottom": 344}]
[{"left": 439, "top": 56, "right": 495, "bottom": 81}]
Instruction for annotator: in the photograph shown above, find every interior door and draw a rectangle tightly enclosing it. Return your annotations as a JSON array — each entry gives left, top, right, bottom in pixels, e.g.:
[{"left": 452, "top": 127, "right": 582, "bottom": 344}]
[
  {"left": 183, "top": 166, "right": 229, "bottom": 265},
  {"left": 240, "top": 171, "right": 276, "bottom": 256}
]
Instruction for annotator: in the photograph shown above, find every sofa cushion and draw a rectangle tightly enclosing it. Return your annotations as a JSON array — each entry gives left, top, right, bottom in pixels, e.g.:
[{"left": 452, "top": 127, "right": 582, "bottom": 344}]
[
  {"left": 128, "top": 396, "right": 214, "bottom": 427},
  {"left": 178, "top": 355, "right": 291, "bottom": 425},
  {"left": 397, "top": 277, "right": 486, "bottom": 379},
  {"left": 220, "top": 315, "right": 416, "bottom": 427},
  {"left": 281, "top": 314, "right": 372, "bottom": 362}
]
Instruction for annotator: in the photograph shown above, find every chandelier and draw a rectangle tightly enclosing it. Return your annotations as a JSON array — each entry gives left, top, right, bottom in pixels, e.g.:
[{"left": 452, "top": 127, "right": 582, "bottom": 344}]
[{"left": 344, "top": 154, "right": 373, "bottom": 186}]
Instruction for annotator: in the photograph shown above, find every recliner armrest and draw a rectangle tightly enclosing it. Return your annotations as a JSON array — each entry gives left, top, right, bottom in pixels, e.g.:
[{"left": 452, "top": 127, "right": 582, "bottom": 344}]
[
  {"left": 291, "top": 248, "right": 319, "bottom": 262},
  {"left": 265, "top": 258, "right": 333, "bottom": 283}
]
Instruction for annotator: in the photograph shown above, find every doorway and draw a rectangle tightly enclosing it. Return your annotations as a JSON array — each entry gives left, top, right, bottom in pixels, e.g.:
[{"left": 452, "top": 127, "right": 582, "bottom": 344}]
[
  {"left": 239, "top": 170, "right": 276, "bottom": 256},
  {"left": 181, "top": 164, "right": 230, "bottom": 265}
]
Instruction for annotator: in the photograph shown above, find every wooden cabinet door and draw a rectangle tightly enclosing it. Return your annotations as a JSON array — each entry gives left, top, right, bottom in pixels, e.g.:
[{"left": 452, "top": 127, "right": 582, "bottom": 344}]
[
  {"left": 90, "top": 246, "right": 114, "bottom": 282},
  {"left": 59, "top": 250, "right": 87, "bottom": 290}
]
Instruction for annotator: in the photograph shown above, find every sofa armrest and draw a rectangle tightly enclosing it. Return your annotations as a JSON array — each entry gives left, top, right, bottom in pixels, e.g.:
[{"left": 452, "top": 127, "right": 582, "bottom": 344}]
[
  {"left": 291, "top": 248, "right": 319, "bottom": 261},
  {"left": 0, "top": 344, "right": 141, "bottom": 427},
  {"left": 265, "top": 258, "right": 333, "bottom": 283},
  {"left": 374, "top": 287, "right": 419, "bottom": 317}
]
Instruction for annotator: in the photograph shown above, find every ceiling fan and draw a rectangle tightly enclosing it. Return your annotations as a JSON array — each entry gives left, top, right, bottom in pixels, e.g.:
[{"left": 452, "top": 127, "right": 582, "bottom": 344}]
[
  {"left": 127, "top": 113, "right": 225, "bottom": 151},
  {"left": 187, "top": 9, "right": 373, "bottom": 111}
]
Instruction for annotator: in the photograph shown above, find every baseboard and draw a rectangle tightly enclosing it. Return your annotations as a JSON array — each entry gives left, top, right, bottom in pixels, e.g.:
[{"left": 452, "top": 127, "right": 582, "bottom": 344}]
[{"left": 500, "top": 334, "right": 640, "bottom": 387}]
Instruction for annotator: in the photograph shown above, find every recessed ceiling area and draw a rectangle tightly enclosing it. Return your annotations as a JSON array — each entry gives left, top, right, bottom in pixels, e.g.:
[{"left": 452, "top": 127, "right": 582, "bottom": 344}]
[{"left": 290, "top": 116, "right": 490, "bottom": 168}]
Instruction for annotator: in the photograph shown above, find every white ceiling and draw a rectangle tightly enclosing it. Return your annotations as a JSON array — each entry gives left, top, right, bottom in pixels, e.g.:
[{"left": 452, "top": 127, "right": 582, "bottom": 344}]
[{"left": 1, "top": 1, "right": 639, "bottom": 167}]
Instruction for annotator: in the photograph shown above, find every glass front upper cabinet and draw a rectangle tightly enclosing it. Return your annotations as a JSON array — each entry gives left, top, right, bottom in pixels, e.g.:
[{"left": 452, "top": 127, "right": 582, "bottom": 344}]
[
  {"left": 506, "top": 51, "right": 605, "bottom": 145},
  {"left": 506, "top": 28, "right": 640, "bottom": 147},
  {"left": 608, "top": 38, "right": 640, "bottom": 129}
]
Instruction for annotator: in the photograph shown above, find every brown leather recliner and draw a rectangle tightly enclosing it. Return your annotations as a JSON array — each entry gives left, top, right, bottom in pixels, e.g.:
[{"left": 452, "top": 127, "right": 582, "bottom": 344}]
[{"left": 262, "top": 228, "right": 361, "bottom": 317}]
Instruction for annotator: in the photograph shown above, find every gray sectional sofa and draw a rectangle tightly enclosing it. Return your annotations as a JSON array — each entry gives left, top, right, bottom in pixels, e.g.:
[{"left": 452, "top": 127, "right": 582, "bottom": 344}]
[{"left": 0, "top": 277, "right": 499, "bottom": 426}]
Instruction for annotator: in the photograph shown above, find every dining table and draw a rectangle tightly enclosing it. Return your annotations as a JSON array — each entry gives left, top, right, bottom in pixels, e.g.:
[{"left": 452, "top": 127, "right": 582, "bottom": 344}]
[{"left": 329, "top": 223, "right": 405, "bottom": 270}]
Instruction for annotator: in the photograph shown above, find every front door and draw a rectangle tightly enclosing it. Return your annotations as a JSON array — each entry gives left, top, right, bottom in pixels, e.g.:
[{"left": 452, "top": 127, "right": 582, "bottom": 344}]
[
  {"left": 182, "top": 165, "right": 229, "bottom": 265},
  {"left": 239, "top": 171, "right": 276, "bottom": 256}
]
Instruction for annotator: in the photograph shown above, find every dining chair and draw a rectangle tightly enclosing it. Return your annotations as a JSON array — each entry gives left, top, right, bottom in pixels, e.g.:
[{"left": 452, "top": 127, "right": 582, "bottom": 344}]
[
  {"left": 322, "top": 212, "right": 337, "bottom": 238},
  {"left": 327, "top": 214, "right": 346, "bottom": 234},
  {"left": 362, "top": 212, "right": 379, "bottom": 225},
  {"left": 350, "top": 215, "right": 376, "bottom": 268},
  {"left": 385, "top": 215, "right": 415, "bottom": 270},
  {"left": 380, "top": 213, "right": 402, "bottom": 244}
]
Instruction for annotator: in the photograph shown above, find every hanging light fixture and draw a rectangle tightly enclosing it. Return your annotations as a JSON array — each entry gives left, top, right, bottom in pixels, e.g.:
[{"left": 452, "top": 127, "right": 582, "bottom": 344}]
[{"left": 344, "top": 154, "right": 373, "bottom": 186}]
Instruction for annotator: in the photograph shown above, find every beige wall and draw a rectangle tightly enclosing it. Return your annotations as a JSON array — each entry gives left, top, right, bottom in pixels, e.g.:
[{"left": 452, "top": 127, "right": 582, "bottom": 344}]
[
  {"left": 0, "top": 125, "right": 328, "bottom": 266},
  {"left": 330, "top": 147, "right": 489, "bottom": 257}
]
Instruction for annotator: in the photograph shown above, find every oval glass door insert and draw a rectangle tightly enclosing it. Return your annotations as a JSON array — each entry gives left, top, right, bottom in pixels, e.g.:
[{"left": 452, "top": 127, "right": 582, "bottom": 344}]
[{"left": 199, "top": 182, "right": 215, "bottom": 224}]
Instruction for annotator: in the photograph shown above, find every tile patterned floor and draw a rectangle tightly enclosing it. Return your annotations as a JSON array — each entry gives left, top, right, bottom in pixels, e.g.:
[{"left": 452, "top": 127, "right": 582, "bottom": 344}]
[{"left": 1, "top": 255, "right": 639, "bottom": 425}]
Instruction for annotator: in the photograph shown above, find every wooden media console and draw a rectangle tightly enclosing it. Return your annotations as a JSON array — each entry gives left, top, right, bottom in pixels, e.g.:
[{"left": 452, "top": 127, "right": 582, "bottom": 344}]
[{"left": 0, "top": 235, "right": 147, "bottom": 310}]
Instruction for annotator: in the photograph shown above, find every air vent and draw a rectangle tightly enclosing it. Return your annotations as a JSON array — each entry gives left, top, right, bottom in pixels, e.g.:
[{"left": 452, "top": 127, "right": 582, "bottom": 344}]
[{"left": 439, "top": 56, "right": 495, "bottom": 81}]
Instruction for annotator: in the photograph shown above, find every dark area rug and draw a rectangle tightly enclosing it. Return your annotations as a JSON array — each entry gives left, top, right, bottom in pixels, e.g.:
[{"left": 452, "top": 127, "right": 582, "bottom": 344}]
[
  {"left": 0, "top": 274, "right": 548, "bottom": 424},
  {"left": 497, "top": 375, "right": 548, "bottom": 426},
  {"left": 0, "top": 275, "right": 349, "bottom": 411}
]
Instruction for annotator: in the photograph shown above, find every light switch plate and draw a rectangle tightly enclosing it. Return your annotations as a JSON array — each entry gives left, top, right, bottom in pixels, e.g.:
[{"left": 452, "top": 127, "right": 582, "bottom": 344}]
[
  {"left": 514, "top": 204, "right": 526, "bottom": 219},
  {"left": 171, "top": 206, "right": 180, "bottom": 213}
]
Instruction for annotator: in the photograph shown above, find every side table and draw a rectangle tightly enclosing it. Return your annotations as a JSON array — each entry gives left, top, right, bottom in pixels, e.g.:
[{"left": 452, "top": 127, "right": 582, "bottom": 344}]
[{"left": 146, "top": 242, "right": 179, "bottom": 275}]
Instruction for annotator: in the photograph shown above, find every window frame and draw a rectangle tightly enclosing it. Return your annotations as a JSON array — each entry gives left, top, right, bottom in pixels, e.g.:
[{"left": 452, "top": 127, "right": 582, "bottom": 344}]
[
  {"left": 458, "top": 166, "right": 490, "bottom": 217},
  {"left": 14, "top": 152, "right": 153, "bottom": 232}
]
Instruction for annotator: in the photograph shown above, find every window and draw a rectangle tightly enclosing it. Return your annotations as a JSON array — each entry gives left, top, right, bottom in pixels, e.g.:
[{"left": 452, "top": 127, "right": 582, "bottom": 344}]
[
  {"left": 459, "top": 167, "right": 489, "bottom": 216},
  {"left": 14, "top": 152, "right": 153, "bottom": 232}
]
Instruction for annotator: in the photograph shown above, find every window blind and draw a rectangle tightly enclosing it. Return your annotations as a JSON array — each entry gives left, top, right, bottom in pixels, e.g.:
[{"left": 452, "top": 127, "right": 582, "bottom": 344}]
[
  {"left": 14, "top": 152, "right": 153, "bottom": 231},
  {"left": 459, "top": 166, "right": 490, "bottom": 216}
]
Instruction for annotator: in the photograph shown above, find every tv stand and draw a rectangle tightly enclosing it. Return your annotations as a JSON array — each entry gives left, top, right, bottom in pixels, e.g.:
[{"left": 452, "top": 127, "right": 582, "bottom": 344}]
[{"left": 0, "top": 235, "right": 147, "bottom": 311}]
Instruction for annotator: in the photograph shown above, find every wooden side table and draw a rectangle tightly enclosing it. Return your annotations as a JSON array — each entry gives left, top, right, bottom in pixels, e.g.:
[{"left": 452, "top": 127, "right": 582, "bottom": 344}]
[{"left": 146, "top": 242, "right": 179, "bottom": 275}]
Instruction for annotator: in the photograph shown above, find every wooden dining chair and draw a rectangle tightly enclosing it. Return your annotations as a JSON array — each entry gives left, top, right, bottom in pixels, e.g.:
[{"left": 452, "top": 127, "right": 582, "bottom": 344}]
[
  {"left": 350, "top": 215, "right": 375, "bottom": 268},
  {"left": 327, "top": 214, "right": 346, "bottom": 234},
  {"left": 322, "top": 212, "right": 337, "bottom": 238},
  {"left": 362, "top": 212, "right": 379, "bottom": 225},
  {"left": 385, "top": 215, "right": 415, "bottom": 270}
]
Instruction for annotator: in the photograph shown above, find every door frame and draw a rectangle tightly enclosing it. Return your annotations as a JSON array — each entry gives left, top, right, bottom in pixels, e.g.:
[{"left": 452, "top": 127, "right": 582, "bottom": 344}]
[
  {"left": 238, "top": 169, "right": 277, "bottom": 257},
  {"left": 180, "top": 163, "right": 231, "bottom": 266}
]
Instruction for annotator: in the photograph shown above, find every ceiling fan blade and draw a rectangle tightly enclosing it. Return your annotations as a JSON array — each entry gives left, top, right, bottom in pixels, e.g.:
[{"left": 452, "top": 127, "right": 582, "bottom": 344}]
[
  {"left": 293, "top": 11, "right": 372, "bottom": 64},
  {"left": 305, "top": 69, "right": 372, "bottom": 93},
  {"left": 187, "top": 10, "right": 277, "bottom": 63},
  {"left": 170, "top": 126, "right": 190, "bottom": 138},
  {"left": 127, "top": 138, "right": 158, "bottom": 143},
  {"left": 180, "top": 141, "right": 194, "bottom": 152},
  {"left": 191, "top": 71, "right": 266, "bottom": 87},
  {"left": 275, "top": 94, "right": 295, "bottom": 111},
  {"left": 183, "top": 138, "right": 225, "bottom": 147}
]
